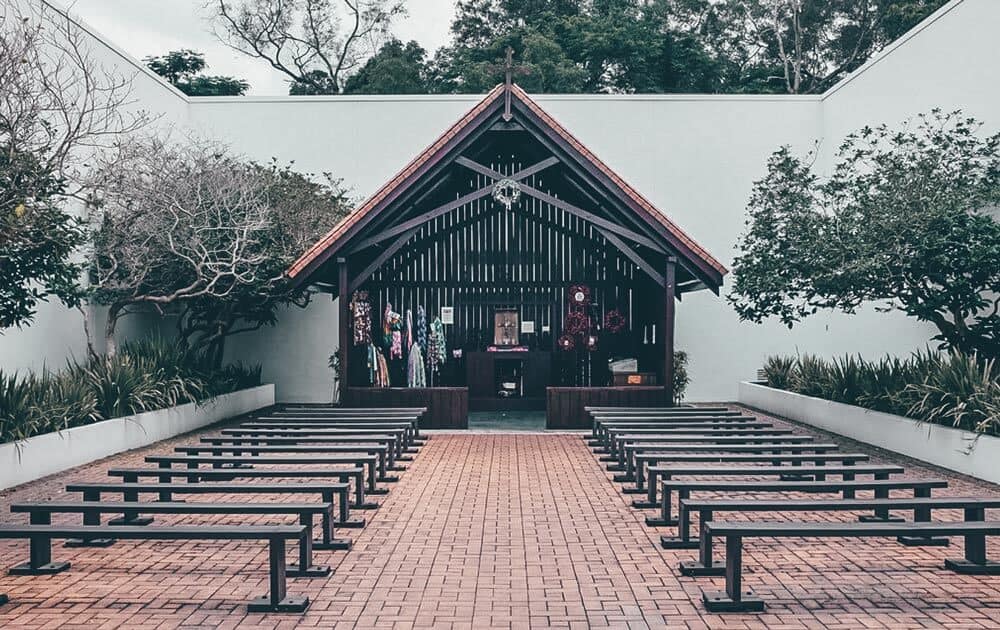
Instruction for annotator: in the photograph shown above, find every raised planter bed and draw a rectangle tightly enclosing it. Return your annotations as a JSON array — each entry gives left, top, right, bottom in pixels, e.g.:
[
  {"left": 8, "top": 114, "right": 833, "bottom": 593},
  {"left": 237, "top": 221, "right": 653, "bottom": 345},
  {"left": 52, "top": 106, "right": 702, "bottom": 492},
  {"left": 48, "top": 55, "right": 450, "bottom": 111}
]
[
  {"left": 738, "top": 381, "right": 1000, "bottom": 485},
  {"left": 0, "top": 384, "right": 275, "bottom": 490}
]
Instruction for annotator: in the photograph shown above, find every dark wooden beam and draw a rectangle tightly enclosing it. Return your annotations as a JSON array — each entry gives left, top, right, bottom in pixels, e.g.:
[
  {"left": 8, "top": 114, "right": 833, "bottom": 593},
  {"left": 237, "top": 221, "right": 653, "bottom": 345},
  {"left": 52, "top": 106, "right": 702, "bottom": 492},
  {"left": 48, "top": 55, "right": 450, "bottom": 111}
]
[
  {"left": 663, "top": 256, "right": 677, "bottom": 406},
  {"left": 520, "top": 184, "right": 664, "bottom": 252},
  {"left": 348, "top": 187, "right": 492, "bottom": 254},
  {"left": 595, "top": 227, "right": 665, "bottom": 286},
  {"left": 350, "top": 157, "right": 560, "bottom": 254},
  {"left": 455, "top": 155, "right": 559, "bottom": 182},
  {"left": 348, "top": 227, "right": 420, "bottom": 293},
  {"left": 337, "top": 258, "right": 350, "bottom": 397},
  {"left": 456, "top": 157, "right": 665, "bottom": 253}
]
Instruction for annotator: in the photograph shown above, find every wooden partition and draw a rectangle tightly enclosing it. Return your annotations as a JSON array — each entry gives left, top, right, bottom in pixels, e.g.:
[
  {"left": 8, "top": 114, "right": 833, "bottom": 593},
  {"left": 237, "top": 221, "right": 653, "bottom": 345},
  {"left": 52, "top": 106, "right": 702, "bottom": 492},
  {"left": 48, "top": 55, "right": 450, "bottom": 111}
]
[
  {"left": 344, "top": 387, "right": 469, "bottom": 429},
  {"left": 546, "top": 387, "right": 669, "bottom": 429}
]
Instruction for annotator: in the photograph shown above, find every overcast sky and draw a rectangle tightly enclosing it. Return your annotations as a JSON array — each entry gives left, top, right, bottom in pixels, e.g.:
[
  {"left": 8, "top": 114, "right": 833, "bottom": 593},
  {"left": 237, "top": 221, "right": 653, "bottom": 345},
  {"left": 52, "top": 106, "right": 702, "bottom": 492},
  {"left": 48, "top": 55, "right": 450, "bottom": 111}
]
[{"left": 66, "top": 0, "right": 458, "bottom": 96}]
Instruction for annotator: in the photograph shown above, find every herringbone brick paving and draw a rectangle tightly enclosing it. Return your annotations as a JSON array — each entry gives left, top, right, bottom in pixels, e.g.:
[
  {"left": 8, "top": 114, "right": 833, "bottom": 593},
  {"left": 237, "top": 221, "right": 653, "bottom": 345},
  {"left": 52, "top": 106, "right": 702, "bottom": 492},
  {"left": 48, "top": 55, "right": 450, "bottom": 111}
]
[{"left": 0, "top": 406, "right": 998, "bottom": 628}]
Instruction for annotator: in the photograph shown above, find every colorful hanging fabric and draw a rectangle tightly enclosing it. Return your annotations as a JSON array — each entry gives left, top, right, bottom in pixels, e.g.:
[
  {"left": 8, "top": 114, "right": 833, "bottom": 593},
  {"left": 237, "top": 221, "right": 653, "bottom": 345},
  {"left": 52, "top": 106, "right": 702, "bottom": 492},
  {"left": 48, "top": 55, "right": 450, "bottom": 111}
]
[
  {"left": 365, "top": 343, "right": 390, "bottom": 387},
  {"left": 407, "top": 343, "right": 426, "bottom": 387},
  {"left": 427, "top": 316, "right": 446, "bottom": 372},
  {"left": 383, "top": 302, "right": 403, "bottom": 359},
  {"left": 376, "top": 349, "right": 390, "bottom": 387},
  {"left": 416, "top": 305, "right": 428, "bottom": 356},
  {"left": 405, "top": 309, "right": 414, "bottom": 351},
  {"left": 350, "top": 291, "right": 372, "bottom": 346}
]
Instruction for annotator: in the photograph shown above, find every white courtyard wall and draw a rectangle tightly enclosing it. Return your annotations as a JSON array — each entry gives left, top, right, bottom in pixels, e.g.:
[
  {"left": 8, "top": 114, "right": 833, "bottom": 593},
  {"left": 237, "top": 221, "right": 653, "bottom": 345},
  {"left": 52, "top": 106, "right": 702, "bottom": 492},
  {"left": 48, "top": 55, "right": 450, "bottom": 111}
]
[{"left": 3, "top": 0, "right": 998, "bottom": 403}]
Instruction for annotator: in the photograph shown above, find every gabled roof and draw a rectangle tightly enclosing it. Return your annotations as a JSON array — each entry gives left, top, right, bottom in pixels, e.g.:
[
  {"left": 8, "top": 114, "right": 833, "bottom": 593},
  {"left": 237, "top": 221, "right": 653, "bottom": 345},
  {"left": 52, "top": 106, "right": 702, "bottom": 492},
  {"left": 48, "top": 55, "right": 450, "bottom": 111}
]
[{"left": 287, "top": 84, "right": 727, "bottom": 286}]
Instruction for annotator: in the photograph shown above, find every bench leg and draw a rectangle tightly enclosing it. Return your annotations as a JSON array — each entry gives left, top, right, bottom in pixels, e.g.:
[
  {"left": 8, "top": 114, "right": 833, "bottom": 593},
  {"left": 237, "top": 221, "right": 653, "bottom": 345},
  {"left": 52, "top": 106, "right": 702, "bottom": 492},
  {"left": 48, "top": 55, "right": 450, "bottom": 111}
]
[
  {"left": 647, "top": 478, "right": 677, "bottom": 527},
  {"left": 353, "top": 472, "right": 379, "bottom": 510},
  {"left": 65, "top": 492, "right": 115, "bottom": 548},
  {"left": 315, "top": 494, "right": 352, "bottom": 550},
  {"left": 679, "top": 521, "right": 724, "bottom": 577},
  {"left": 702, "top": 536, "right": 764, "bottom": 613},
  {"left": 247, "top": 538, "right": 309, "bottom": 613},
  {"left": 369, "top": 460, "right": 392, "bottom": 494},
  {"left": 334, "top": 488, "right": 364, "bottom": 529},
  {"left": 859, "top": 473, "right": 904, "bottom": 522},
  {"left": 662, "top": 506, "right": 703, "bottom": 550},
  {"left": 945, "top": 508, "right": 1000, "bottom": 574},
  {"left": 899, "top": 487, "right": 949, "bottom": 546},
  {"left": 9, "top": 534, "right": 69, "bottom": 576},
  {"left": 287, "top": 519, "right": 331, "bottom": 577},
  {"left": 634, "top": 470, "right": 659, "bottom": 510},
  {"left": 108, "top": 474, "right": 153, "bottom": 526}
]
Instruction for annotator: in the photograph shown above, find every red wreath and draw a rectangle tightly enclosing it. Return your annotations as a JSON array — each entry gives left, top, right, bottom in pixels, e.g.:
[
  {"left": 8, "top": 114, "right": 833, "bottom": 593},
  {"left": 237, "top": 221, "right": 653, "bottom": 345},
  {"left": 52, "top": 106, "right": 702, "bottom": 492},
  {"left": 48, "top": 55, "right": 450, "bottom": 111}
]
[
  {"left": 557, "top": 334, "right": 576, "bottom": 352},
  {"left": 567, "top": 284, "right": 591, "bottom": 306},
  {"left": 603, "top": 309, "right": 626, "bottom": 334},
  {"left": 563, "top": 311, "right": 590, "bottom": 335}
]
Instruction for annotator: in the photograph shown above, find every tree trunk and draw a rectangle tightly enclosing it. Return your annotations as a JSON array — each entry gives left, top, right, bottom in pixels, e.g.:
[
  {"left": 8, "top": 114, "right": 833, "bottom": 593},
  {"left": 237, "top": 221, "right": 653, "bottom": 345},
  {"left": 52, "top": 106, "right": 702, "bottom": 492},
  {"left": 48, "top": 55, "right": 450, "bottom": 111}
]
[{"left": 104, "top": 307, "right": 120, "bottom": 358}]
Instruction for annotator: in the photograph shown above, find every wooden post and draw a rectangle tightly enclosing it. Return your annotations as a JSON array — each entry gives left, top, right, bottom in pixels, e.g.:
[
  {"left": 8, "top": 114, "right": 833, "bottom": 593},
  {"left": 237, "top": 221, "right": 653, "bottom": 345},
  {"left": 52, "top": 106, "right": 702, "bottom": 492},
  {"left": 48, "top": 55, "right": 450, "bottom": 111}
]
[
  {"left": 337, "top": 257, "right": 349, "bottom": 404},
  {"left": 663, "top": 256, "right": 677, "bottom": 406}
]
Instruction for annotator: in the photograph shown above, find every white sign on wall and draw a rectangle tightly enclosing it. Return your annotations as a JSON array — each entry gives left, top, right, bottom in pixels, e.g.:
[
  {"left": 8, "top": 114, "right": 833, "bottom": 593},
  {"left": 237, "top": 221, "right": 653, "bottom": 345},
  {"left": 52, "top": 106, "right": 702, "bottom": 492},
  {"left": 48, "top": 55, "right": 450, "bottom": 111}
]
[{"left": 441, "top": 307, "right": 454, "bottom": 325}]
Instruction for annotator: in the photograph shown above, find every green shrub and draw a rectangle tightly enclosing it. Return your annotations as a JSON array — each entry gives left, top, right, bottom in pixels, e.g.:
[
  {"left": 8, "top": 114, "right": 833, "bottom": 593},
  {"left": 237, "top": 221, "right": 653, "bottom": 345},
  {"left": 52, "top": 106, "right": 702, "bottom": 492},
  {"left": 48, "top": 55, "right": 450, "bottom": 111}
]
[
  {"left": 0, "top": 337, "right": 261, "bottom": 444},
  {"left": 762, "top": 349, "right": 1000, "bottom": 436},
  {"left": 791, "top": 354, "right": 829, "bottom": 398},
  {"left": 762, "top": 356, "right": 795, "bottom": 389}
]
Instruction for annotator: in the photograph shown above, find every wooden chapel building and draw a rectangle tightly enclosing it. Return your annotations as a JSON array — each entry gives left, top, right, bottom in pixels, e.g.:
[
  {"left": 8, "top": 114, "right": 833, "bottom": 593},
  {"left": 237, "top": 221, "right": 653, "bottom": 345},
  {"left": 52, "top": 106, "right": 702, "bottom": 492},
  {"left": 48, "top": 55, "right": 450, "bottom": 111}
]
[{"left": 287, "top": 79, "right": 727, "bottom": 429}]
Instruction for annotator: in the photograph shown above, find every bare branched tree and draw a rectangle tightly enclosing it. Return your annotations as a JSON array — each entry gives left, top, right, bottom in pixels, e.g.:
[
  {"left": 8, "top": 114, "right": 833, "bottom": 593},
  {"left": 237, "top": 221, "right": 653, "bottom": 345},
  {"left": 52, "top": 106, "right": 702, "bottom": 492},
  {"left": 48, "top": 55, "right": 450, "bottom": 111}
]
[
  {"left": 0, "top": 1, "right": 148, "bottom": 196},
  {"left": 0, "top": 1, "right": 149, "bottom": 329},
  {"left": 209, "top": 0, "right": 405, "bottom": 94},
  {"left": 86, "top": 135, "right": 350, "bottom": 359},
  {"left": 87, "top": 135, "right": 276, "bottom": 355}
]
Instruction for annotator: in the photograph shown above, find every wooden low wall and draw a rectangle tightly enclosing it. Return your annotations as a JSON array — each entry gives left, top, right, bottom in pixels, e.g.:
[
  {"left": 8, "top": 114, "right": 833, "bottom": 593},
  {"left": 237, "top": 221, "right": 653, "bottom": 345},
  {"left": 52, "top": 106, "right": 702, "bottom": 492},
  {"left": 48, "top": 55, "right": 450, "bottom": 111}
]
[
  {"left": 545, "top": 387, "right": 669, "bottom": 429},
  {"left": 343, "top": 387, "right": 469, "bottom": 429}
]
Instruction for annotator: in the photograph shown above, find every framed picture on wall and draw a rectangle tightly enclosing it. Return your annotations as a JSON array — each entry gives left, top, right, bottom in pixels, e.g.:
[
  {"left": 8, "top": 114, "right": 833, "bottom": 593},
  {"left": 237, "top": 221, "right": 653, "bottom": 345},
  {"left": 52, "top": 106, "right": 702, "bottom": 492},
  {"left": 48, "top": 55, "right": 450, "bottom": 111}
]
[{"left": 494, "top": 309, "right": 519, "bottom": 346}]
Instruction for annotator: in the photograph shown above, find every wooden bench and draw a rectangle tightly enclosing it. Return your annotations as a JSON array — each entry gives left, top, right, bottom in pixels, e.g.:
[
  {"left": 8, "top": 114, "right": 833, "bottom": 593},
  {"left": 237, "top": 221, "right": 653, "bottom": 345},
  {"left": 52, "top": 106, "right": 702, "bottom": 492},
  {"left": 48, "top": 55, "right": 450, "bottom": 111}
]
[
  {"left": 591, "top": 418, "right": 770, "bottom": 446},
  {"left": 690, "top": 519, "right": 1000, "bottom": 613},
  {"left": 10, "top": 501, "right": 344, "bottom": 566},
  {"left": 617, "top": 442, "right": 844, "bottom": 487},
  {"left": 64, "top": 482, "right": 361, "bottom": 548},
  {"left": 0, "top": 524, "right": 312, "bottom": 612},
  {"left": 668, "top": 496, "right": 1000, "bottom": 550},
  {"left": 241, "top": 420, "right": 420, "bottom": 446},
  {"left": 176, "top": 443, "right": 403, "bottom": 476},
  {"left": 144, "top": 454, "right": 381, "bottom": 506},
  {"left": 600, "top": 434, "right": 817, "bottom": 465},
  {"left": 601, "top": 429, "right": 800, "bottom": 459},
  {"left": 633, "top": 454, "right": 873, "bottom": 507},
  {"left": 108, "top": 466, "right": 371, "bottom": 511},
  {"left": 648, "top": 478, "right": 949, "bottom": 527},
  {"left": 203, "top": 433, "right": 411, "bottom": 463},
  {"left": 221, "top": 428, "right": 415, "bottom": 457}
]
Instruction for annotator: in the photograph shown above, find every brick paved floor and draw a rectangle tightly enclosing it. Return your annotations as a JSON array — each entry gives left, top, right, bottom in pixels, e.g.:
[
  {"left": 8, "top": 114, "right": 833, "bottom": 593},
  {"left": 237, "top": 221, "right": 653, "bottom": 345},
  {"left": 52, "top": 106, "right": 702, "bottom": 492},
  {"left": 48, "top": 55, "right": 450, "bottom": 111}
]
[{"left": 1, "top": 407, "right": 999, "bottom": 628}]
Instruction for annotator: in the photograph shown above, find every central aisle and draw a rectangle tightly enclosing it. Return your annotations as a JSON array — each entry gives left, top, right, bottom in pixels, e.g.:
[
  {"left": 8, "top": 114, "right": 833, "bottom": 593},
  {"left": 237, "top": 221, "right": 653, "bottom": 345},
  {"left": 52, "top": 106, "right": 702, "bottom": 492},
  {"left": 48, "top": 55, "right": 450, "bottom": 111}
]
[{"left": 325, "top": 433, "right": 695, "bottom": 628}]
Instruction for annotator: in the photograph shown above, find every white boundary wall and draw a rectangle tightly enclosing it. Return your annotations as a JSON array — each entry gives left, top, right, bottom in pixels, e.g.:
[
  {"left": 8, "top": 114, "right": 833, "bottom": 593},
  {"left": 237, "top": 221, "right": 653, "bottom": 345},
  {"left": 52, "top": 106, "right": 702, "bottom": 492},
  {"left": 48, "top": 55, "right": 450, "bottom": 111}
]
[
  {"left": 0, "top": 385, "right": 274, "bottom": 490},
  {"left": 2, "top": 0, "right": 998, "bottom": 403},
  {"left": 738, "top": 382, "right": 1000, "bottom": 485}
]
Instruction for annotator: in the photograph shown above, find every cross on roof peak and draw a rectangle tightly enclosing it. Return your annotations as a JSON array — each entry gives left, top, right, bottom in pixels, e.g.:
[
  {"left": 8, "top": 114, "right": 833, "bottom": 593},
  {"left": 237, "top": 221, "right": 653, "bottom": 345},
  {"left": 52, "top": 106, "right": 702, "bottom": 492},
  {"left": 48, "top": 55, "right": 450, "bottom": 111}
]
[{"left": 489, "top": 46, "right": 530, "bottom": 121}]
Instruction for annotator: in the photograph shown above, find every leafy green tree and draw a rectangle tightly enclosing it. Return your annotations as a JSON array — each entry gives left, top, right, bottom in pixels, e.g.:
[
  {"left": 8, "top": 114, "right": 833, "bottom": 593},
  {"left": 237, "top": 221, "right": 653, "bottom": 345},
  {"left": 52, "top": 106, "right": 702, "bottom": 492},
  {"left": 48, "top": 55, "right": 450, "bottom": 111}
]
[
  {"left": 144, "top": 50, "right": 249, "bottom": 96},
  {"left": 344, "top": 39, "right": 431, "bottom": 94},
  {"left": 1, "top": 147, "right": 84, "bottom": 329},
  {"left": 656, "top": 0, "right": 948, "bottom": 93},
  {"left": 730, "top": 110, "right": 1000, "bottom": 358}
]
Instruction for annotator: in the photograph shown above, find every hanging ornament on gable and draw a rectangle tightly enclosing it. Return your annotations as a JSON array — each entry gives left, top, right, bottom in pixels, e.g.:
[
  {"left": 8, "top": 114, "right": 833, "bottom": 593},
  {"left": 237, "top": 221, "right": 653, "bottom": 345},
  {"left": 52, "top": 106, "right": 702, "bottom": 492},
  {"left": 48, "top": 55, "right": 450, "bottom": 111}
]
[{"left": 492, "top": 178, "right": 521, "bottom": 211}]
